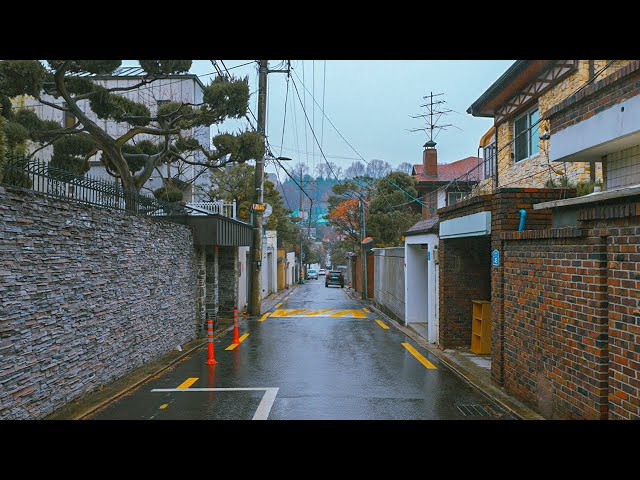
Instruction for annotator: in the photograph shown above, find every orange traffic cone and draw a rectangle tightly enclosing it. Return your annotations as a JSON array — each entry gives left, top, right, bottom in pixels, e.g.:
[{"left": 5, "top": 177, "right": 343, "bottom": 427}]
[
  {"left": 205, "top": 319, "right": 217, "bottom": 365},
  {"left": 232, "top": 309, "right": 240, "bottom": 344}
]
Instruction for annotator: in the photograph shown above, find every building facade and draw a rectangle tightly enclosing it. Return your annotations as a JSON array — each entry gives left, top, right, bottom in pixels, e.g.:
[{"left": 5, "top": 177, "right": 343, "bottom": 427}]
[{"left": 16, "top": 66, "right": 210, "bottom": 202}]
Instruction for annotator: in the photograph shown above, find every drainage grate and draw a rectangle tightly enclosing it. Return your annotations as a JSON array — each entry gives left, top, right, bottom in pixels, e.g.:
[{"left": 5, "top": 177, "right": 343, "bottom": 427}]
[{"left": 456, "top": 404, "right": 492, "bottom": 417}]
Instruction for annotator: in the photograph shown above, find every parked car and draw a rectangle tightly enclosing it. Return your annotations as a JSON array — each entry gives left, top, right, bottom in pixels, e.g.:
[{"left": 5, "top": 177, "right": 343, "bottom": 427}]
[
  {"left": 307, "top": 268, "right": 318, "bottom": 280},
  {"left": 325, "top": 270, "right": 344, "bottom": 288},
  {"left": 318, "top": 268, "right": 326, "bottom": 276}
]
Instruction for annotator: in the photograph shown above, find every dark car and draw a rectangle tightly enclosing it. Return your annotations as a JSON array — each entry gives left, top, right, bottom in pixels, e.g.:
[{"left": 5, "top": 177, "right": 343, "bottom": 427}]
[{"left": 325, "top": 270, "right": 344, "bottom": 288}]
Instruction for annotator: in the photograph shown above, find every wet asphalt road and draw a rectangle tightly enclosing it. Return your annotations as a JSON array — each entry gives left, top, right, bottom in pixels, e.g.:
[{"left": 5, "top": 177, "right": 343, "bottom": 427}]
[{"left": 89, "top": 278, "right": 514, "bottom": 420}]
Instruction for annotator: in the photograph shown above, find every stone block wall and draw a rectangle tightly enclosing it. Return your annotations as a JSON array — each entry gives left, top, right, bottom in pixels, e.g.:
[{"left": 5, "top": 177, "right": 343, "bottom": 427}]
[{"left": 0, "top": 186, "right": 198, "bottom": 419}]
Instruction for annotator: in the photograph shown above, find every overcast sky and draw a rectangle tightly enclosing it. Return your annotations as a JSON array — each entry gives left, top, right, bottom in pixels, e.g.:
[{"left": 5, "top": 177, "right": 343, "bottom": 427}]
[{"left": 184, "top": 60, "right": 515, "bottom": 176}]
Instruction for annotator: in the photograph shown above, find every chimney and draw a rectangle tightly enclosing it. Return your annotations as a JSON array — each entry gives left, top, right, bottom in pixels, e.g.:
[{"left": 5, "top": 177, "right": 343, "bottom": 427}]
[{"left": 423, "top": 140, "right": 437, "bottom": 177}]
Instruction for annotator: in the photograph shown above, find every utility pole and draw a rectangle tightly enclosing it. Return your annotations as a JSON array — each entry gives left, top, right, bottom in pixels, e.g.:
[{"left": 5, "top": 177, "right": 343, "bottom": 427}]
[
  {"left": 249, "top": 60, "right": 290, "bottom": 316},
  {"left": 249, "top": 60, "right": 268, "bottom": 316},
  {"left": 360, "top": 198, "right": 367, "bottom": 300}
]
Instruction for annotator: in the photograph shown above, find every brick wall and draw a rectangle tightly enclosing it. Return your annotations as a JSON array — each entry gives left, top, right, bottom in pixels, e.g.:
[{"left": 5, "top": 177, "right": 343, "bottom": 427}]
[
  {"left": 0, "top": 185, "right": 198, "bottom": 419},
  {"left": 439, "top": 237, "right": 491, "bottom": 348},
  {"left": 500, "top": 228, "right": 608, "bottom": 419},
  {"left": 548, "top": 61, "right": 640, "bottom": 134},
  {"left": 498, "top": 194, "right": 640, "bottom": 419},
  {"left": 600, "top": 219, "right": 640, "bottom": 419}
]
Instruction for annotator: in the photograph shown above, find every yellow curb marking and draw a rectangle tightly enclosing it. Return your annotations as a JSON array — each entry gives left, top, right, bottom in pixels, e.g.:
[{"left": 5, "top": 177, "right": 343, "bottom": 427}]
[
  {"left": 259, "top": 312, "right": 270, "bottom": 322},
  {"left": 375, "top": 319, "right": 389, "bottom": 330},
  {"left": 177, "top": 377, "right": 199, "bottom": 389},
  {"left": 159, "top": 404, "right": 169, "bottom": 409},
  {"left": 275, "top": 302, "right": 283, "bottom": 308},
  {"left": 226, "top": 333, "right": 250, "bottom": 350},
  {"left": 362, "top": 308, "right": 371, "bottom": 313},
  {"left": 402, "top": 343, "right": 437, "bottom": 369}
]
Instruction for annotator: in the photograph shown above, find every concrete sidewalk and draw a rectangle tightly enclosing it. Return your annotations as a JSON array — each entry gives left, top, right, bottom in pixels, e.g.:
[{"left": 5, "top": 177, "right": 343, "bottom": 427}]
[{"left": 342, "top": 286, "right": 544, "bottom": 420}]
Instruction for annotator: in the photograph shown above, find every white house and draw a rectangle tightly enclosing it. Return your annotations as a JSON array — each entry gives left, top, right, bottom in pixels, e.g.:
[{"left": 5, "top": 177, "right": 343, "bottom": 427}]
[
  {"left": 17, "top": 66, "right": 211, "bottom": 202},
  {"left": 403, "top": 217, "right": 439, "bottom": 344}
]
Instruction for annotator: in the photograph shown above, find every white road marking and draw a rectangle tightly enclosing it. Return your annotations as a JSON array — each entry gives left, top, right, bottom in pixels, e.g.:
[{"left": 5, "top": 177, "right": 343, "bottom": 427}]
[
  {"left": 150, "top": 387, "right": 280, "bottom": 420},
  {"left": 252, "top": 387, "right": 279, "bottom": 420}
]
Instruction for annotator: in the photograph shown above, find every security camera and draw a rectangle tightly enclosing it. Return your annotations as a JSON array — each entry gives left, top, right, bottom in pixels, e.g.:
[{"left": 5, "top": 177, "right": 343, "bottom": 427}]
[{"left": 540, "top": 130, "right": 550, "bottom": 141}]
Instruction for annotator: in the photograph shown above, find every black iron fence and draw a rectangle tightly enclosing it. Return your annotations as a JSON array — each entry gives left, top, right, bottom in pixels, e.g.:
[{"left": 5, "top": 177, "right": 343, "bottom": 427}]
[{"left": 1, "top": 155, "right": 187, "bottom": 217}]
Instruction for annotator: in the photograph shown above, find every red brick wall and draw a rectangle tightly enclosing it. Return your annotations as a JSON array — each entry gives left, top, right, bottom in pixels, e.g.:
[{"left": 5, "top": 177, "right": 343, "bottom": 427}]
[
  {"left": 438, "top": 237, "right": 491, "bottom": 348},
  {"left": 490, "top": 188, "right": 574, "bottom": 385},
  {"left": 602, "top": 220, "right": 640, "bottom": 419},
  {"left": 500, "top": 229, "right": 608, "bottom": 419},
  {"left": 547, "top": 61, "right": 640, "bottom": 134},
  {"left": 499, "top": 195, "right": 640, "bottom": 419}
]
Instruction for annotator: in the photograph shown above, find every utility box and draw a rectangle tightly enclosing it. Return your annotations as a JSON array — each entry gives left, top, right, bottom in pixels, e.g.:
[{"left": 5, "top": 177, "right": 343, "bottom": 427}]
[{"left": 471, "top": 300, "right": 491, "bottom": 354}]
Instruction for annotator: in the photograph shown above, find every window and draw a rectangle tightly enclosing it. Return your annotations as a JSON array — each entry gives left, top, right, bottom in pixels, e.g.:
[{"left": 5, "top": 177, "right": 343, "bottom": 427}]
[
  {"left": 514, "top": 105, "right": 539, "bottom": 162},
  {"left": 483, "top": 141, "right": 496, "bottom": 179},
  {"left": 447, "top": 191, "right": 468, "bottom": 206}
]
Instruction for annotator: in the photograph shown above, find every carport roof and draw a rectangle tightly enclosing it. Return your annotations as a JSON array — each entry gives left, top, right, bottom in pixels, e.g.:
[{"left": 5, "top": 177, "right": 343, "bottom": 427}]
[{"left": 404, "top": 216, "right": 439, "bottom": 236}]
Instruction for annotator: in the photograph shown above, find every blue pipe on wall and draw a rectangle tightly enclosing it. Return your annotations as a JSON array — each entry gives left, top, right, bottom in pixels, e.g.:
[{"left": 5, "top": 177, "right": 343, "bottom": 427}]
[{"left": 518, "top": 209, "right": 527, "bottom": 231}]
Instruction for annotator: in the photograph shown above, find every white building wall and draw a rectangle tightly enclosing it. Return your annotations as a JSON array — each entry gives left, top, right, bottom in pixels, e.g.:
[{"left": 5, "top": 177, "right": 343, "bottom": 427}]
[
  {"left": 237, "top": 246, "right": 250, "bottom": 312},
  {"left": 260, "top": 230, "right": 278, "bottom": 299},
  {"left": 437, "top": 190, "right": 446, "bottom": 209},
  {"left": 17, "top": 76, "right": 210, "bottom": 200},
  {"left": 286, "top": 251, "right": 296, "bottom": 286},
  {"left": 404, "top": 233, "right": 439, "bottom": 344}
]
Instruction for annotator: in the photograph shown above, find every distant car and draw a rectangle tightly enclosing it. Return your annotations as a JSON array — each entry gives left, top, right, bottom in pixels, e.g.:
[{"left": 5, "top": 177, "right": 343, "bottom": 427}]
[
  {"left": 318, "top": 268, "right": 326, "bottom": 276},
  {"left": 307, "top": 268, "right": 318, "bottom": 280},
  {"left": 325, "top": 270, "right": 344, "bottom": 288}
]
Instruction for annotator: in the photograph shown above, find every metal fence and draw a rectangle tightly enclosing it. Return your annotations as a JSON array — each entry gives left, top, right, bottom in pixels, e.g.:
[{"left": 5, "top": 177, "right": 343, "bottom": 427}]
[{"left": 1, "top": 155, "right": 187, "bottom": 217}]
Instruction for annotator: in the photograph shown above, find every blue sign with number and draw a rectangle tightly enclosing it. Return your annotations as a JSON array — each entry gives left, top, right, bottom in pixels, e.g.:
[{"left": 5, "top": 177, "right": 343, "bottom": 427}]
[{"left": 492, "top": 249, "right": 500, "bottom": 267}]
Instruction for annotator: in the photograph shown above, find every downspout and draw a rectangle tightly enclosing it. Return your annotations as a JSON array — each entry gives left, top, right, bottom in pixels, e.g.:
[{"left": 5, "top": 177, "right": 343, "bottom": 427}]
[
  {"left": 588, "top": 60, "right": 596, "bottom": 183},
  {"left": 518, "top": 209, "right": 527, "bottom": 231},
  {"left": 494, "top": 120, "right": 499, "bottom": 192}
]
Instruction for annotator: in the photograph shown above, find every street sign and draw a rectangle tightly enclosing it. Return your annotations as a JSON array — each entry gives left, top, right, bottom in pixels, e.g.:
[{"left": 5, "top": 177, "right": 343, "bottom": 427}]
[
  {"left": 492, "top": 249, "right": 500, "bottom": 267},
  {"left": 301, "top": 252, "right": 305, "bottom": 258}
]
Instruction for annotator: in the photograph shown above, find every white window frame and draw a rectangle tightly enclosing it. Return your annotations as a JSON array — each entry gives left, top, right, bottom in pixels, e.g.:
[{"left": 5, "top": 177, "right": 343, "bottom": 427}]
[
  {"left": 447, "top": 191, "right": 468, "bottom": 206},
  {"left": 513, "top": 105, "right": 540, "bottom": 162}
]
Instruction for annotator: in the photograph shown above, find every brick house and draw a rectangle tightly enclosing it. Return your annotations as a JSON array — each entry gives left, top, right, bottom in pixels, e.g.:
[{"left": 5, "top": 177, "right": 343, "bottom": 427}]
[
  {"left": 437, "top": 59, "right": 639, "bottom": 419},
  {"left": 411, "top": 140, "right": 482, "bottom": 217}
]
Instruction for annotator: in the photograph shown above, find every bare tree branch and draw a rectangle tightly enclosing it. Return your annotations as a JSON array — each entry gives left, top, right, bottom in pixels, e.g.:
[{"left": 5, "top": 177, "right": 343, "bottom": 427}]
[
  {"left": 115, "top": 126, "right": 181, "bottom": 146},
  {"left": 34, "top": 95, "right": 70, "bottom": 112}
]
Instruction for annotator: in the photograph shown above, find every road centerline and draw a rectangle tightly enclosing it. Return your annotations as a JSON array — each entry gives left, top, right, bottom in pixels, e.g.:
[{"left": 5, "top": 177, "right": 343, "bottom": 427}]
[
  {"left": 226, "top": 333, "right": 250, "bottom": 350},
  {"left": 375, "top": 319, "right": 389, "bottom": 330}
]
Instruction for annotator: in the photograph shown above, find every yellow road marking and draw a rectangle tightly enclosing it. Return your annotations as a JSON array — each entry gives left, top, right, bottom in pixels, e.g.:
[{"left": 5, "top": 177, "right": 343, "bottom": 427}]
[
  {"left": 270, "top": 309, "right": 308, "bottom": 317},
  {"left": 269, "top": 309, "right": 366, "bottom": 318},
  {"left": 402, "top": 343, "right": 436, "bottom": 369},
  {"left": 259, "top": 312, "right": 270, "bottom": 322},
  {"left": 375, "top": 319, "right": 389, "bottom": 330},
  {"left": 177, "top": 377, "right": 199, "bottom": 389},
  {"left": 226, "top": 333, "right": 250, "bottom": 350},
  {"left": 159, "top": 404, "right": 168, "bottom": 409},
  {"left": 275, "top": 302, "right": 283, "bottom": 308},
  {"left": 300, "top": 309, "right": 334, "bottom": 317},
  {"left": 362, "top": 308, "right": 371, "bottom": 313},
  {"left": 284, "top": 296, "right": 289, "bottom": 300}
]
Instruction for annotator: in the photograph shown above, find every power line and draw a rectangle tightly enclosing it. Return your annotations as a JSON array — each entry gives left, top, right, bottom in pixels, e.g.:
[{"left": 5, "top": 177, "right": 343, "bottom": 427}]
[{"left": 291, "top": 69, "right": 427, "bottom": 209}]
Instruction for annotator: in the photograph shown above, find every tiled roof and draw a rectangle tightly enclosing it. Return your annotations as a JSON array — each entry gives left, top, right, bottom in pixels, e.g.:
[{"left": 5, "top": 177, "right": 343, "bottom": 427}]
[
  {"left": 413, "top": 156, "right": 482, "bottom": 183},
  {"left": 404, "top": 216, "right": 439, "bottom": 235}
]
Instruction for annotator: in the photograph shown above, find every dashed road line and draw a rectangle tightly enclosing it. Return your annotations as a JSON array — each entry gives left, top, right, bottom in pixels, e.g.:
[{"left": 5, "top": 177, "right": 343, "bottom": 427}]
[
  {"left": 362, "top": 307, "right": 371, "bottom": 313},
  {"left": 402, "top": 343, "right": 437, "bottom": 369},
  {"left": 375, "top": 319, "right": 389, "bottom": 330},
  {"left": 226, "top": 333, "right": 250, "bottom": 350},
  {"left": 259, "top": 312, "right": 270, "bottom": 322},
  {"left": 275, "top": 302, "right": 283, "bottom": 308}
]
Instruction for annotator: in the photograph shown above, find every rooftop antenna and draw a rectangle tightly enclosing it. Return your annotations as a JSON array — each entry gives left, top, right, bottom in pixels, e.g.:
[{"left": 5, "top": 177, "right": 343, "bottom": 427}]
[{"left": 410, "top": 91, "right": 458, "bottom": 146}]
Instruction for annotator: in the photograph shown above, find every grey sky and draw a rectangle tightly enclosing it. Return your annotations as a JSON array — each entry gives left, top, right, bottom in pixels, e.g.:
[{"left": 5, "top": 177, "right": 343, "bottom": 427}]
[{"left": 178, "top": 60, "right": 514, "bottom": 175}]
